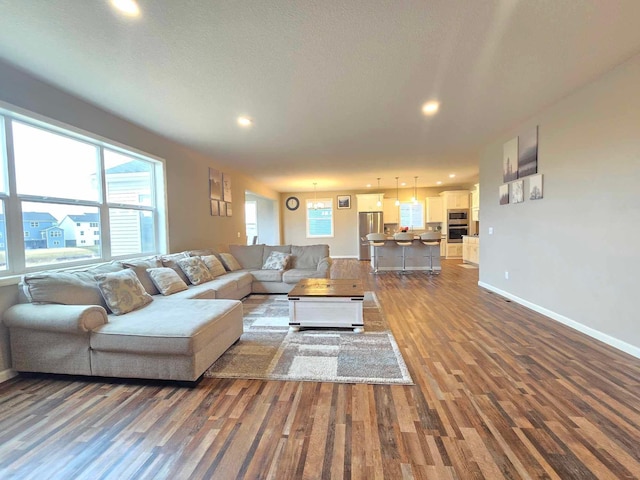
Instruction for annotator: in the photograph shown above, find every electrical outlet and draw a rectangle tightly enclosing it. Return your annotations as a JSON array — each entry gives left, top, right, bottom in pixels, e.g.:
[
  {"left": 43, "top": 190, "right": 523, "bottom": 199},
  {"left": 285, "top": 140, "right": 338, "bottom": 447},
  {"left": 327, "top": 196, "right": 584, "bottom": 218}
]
[
  {"left": 489, "top": 227, "right": 494, "bottom": 235},
  {"left": 237, "top": 232, "right": 241, "bottom": 238},
  {"left": 504, "top": 271, "right": 509, "bottom": 280}
]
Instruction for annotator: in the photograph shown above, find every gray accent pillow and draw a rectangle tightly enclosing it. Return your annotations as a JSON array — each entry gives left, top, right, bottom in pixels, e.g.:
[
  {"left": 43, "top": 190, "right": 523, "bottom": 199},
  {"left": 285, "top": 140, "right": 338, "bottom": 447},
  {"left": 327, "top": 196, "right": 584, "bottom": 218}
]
[
  {"left": 291, "top": 244, "right": 330, "bottom": 269},
  {"left": 201, "top": 255, "right": 226, "bottom": 277},
  {"left": 219, "top": 253, "right": 242, "bottom": 271},
  {"left": 161, "top": 252, "right": 191, "bottom": 285},
  {"left": 122, "top": 257, "right": 162, "bottom": 295},
  {"left": 176, "top": 257, "right": 213, "bottom": 285},
  {"left": 262, "top": 251, "right": 290, "bottom": 270},
  {"left": 147, "top": 267, "right": 188, "bottom": 295},
  {"left": 95, "top": 269, "right": 153, "bottom": 315},
  {"left": 228, "top": 244, "right": 264, "bottom": 269}
]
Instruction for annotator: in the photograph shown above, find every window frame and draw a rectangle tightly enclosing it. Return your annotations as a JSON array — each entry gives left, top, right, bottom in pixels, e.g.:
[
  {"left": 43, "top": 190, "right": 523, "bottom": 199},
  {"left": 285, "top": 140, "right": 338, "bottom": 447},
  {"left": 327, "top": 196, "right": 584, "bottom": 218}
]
[
  {"left": 0, "top": 101, "right": 168, "bottom": 278},
  {"left": 305, "top": 197, "right": 334, "bottom": 238},
  {"left": 399, "top": 201, "right": 424, "bottom": 230}
]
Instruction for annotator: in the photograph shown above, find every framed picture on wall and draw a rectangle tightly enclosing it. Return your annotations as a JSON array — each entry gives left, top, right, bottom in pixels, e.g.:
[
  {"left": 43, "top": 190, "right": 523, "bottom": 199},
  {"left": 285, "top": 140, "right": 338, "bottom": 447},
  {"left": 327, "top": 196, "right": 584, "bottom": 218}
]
[
  {"left": 510, "top": 180, "right": 524, "bottom": 204},
  {"left": 209, "top": 168, "right": 222, "bottom": 200},
  {"left": 529, "top": 174, "right": 543, "bottom": 200},
  {"left": 337, "top": 195, "right": 351, "bottom": 209},
  {"left": 226, "top": 203, "right": 232, "bottom": 216},
  {"left": 219, "top": 202, "right": 227, "bottom": 217},
  {"left": 499, "top": 184, "right": 509, "bottom": 205},
  {"left": 222, "top": 173, "right": 232, "bottom": 202},
  {"left": 210, "top": 200, "right": 220, "bottom": 216}
]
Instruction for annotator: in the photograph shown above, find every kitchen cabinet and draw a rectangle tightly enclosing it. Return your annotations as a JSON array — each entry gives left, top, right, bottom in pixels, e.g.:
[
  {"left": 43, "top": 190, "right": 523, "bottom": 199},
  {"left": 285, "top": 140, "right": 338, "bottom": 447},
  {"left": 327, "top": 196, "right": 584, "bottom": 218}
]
[
  {"left": 446, "top": 243, "right": 463, "bottom": 258},
  {"left": 471, "top": 183, "right": 479, "bottom": 222},
  {"left": 440, "top": 236, "right": 446, "bottom": 257},
  {"left": 425, "top": 197, "right": 444, "bottom": 223},
  {"left": 356, "top": 194, "right": 383, "bottom": 212},
  {"left": 382, "top": 198, "right": 399, "bottom": 224},
  {"left": 440, "top": 190, "right": 469, "bottom": 210},
  {"left": 462, "top": 236, "right": 479, "bottom": 264}
]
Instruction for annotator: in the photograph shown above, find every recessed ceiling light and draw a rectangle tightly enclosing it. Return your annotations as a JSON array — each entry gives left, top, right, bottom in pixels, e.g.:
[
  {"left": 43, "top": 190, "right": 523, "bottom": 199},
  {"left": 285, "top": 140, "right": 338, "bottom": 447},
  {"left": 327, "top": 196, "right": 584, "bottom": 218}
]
[
  {"left": 448, "top": 174, "right": 456, "bottom": 178},
  {"left": 436, "top": 181, "right": 442, "bottom": 185},
  {"left": 110, "top": 0, "right": 140, "bottom": 17},
  {"left": 237, "top": 116, "right": 253, "bottom": 127},
  {"left": 422, "top": 101, "right": 440, "bottom": 116},
  {"left": 366, "top": 184, "right": 372, "bottom": 188},
  {"left": 401, "top": 182, "right": 407, "bottom": 186}
]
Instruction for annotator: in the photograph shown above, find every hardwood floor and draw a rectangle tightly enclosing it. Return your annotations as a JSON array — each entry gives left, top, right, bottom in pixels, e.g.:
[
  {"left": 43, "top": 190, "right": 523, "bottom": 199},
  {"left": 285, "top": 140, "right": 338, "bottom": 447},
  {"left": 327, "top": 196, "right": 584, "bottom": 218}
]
[{"left": 1, "top": 259, "right": 639, "bottom": 479}]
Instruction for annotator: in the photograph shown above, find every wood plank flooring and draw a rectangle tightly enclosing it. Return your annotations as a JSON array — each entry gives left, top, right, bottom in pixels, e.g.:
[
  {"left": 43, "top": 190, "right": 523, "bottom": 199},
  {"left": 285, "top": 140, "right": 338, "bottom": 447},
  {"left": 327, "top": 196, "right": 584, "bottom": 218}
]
[{"left": 1, "top": 259, "right": 639, "bottom": 479}]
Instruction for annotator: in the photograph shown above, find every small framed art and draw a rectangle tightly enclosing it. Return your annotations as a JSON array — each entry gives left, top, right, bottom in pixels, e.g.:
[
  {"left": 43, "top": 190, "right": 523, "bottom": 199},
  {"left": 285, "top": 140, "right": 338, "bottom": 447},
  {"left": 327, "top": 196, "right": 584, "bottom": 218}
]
[{"left": 337, "top": 195, "right": 351, "bottom": 209}]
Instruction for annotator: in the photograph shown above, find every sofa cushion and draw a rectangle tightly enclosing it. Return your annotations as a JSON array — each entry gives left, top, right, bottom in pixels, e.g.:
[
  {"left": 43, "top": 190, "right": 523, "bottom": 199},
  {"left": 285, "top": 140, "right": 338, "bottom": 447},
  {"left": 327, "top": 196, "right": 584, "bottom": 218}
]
[
  {"left": 176, "top": 257, "right": 213, "bottom": 285},
  {"left": 22, "top": 262, "right": 123, "bottom": 311},
  {"left": 147, "top": 267, "right": 188, "bottom": 296},
  {"left": 161, "top": 252, "right": 191, "bottom": 285},
  {"left": 219, "top": 252, "right": 243, "bottom": 271},
  {"left": 291, "top": 244, "right": 330, "bottom": 269},
  {"left": 250, "top": 269, "right": 284, "bottom": 282},
  {"left": 201, "top": 254, "right": 226, "bottom": 277},
  {"left": 91, "top": 299, "right": 242, "bottom": 355},
  {"left": 122, "top": 257, "right": 162, "bottom": 295},
  {"left": 95, "top": 269, "right": 153, "bottom": 315},
  {"left": 262, "top": 245, "right": 291, "bottom": 265},
  {"left": 229, "top": 245, "right": 264, "bottom": 269},
  {"left": 282, "top": 268, "right": 328, "bottom": 284},
  {"left": 262, "top": 251, "right": 290, "bottom": 270}
]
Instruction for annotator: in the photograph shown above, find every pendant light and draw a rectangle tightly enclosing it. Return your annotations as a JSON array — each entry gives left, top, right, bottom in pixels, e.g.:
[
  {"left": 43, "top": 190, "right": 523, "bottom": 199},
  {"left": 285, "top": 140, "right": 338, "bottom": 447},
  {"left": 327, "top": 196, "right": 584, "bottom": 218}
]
[
  {"left": 313, "top": 182, "right": 323, "bottom": 209},
  {"left": 412, "top": 176, "right": 418, "bottom": 205},
  {"left": 394, "top": 177, "right": 400, "bottom": 206},
  {"left": 376, "top": 178, "right": 382, "bottom": 207}
]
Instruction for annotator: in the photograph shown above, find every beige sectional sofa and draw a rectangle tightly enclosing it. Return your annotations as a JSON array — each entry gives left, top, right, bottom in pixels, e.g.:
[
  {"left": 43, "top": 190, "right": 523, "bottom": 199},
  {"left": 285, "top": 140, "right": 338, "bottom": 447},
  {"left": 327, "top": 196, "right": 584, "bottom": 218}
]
[{"left": 2, "top": 244, "right": 331, "bottom": 382}]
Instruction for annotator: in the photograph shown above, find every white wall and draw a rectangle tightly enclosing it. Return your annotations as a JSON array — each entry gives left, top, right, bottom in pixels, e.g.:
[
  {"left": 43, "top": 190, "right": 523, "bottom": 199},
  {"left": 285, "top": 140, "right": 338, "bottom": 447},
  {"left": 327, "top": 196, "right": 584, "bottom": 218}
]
[
  {"left": 0, "top": 60, "right": 279, "bottom": 375},
  {"left": 479, "top": 53, "right": 640, "bottom": 356}
]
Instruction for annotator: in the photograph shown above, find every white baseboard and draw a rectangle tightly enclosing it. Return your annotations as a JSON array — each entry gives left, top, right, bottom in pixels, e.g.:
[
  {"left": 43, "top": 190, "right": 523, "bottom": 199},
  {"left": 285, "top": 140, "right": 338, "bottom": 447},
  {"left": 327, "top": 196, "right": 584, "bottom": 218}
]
[
  {"left": 478, "top": 281, "right": 640, "bottom": 360},
  {"left": 331, "top": 255, "right": 359, "bottom": 259},
  {"left": 0, "top": 368, "right": 18, "bottom": 384}
]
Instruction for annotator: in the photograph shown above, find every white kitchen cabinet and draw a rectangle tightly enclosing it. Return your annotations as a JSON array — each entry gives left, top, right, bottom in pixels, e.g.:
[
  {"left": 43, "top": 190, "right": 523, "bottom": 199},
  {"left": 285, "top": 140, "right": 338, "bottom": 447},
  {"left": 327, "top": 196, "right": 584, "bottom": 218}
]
[
  {"left": 440, "top": 190, "right": 469, "bottom": 210},
  {"left": 462, "top": 236, "right": 479, "bottom": 264},
  {"left": 382, "top": 198, "right": 399, "bottom": 224},
  {"left": 471, "top": 183, "right": 480, "bottom": 222},
  {"left": 425, "top": 197, "right": 444, "bottom": 223},
  {"left": 356, "top": 194, "right": 383, "bottom": 212},
  {"left": 440, "top": 237, "right": 446, "bottom": 257},
  {"left": 446, "top": 243, "right": 463, "bottom": 258}
]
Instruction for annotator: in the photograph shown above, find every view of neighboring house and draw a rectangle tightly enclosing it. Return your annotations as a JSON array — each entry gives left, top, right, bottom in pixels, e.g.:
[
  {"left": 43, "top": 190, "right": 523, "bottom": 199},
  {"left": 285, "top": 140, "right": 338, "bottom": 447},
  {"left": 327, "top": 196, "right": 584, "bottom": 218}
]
[
  {"left": 22, "top": 212, "right": 61, "bottom": 249},
  {"left": 59, "top": 213, "right": 100, "bottom": 247}
]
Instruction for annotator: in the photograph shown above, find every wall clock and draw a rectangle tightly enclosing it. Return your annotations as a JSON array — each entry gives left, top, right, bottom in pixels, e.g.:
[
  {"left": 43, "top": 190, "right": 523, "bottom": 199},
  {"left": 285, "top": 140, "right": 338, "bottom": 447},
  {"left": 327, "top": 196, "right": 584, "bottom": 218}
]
[{"left": 285, "top": 196, "right": 300, "bottom": 211}]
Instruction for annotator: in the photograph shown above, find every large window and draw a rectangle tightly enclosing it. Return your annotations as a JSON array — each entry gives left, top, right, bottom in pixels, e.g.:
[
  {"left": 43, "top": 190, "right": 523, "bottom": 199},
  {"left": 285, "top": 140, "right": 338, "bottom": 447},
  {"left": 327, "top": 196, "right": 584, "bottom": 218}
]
[
  {"left": 0, "top": 106, "right": 165, "bottom": 274},
  {"left": 399, "top": 202, "right": 424, "bottom": 230},
  {"left": 306, "top": 198, "right": 334, "bottom": 238}
]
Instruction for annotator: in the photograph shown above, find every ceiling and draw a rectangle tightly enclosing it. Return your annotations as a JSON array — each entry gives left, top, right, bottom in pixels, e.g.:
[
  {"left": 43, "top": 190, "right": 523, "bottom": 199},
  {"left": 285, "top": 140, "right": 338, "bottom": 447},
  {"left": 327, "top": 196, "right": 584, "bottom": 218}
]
[{"left": 0, "top": 1, "right": 639, "bottom": 193}]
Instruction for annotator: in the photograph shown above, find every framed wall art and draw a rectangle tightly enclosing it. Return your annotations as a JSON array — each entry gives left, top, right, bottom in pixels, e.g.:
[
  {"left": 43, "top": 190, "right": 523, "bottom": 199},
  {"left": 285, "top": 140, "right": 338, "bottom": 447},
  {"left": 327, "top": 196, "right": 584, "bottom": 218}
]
[{"left": 337, "top": 195, "right": 351, "bottom": 209}]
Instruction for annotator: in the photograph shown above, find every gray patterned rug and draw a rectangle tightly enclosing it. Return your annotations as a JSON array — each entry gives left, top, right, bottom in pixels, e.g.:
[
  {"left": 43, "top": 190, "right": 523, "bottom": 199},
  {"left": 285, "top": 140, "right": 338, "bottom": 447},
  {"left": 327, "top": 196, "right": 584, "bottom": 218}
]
[{"left": 205, "top": 293, "right": 413, "bottom": 385}]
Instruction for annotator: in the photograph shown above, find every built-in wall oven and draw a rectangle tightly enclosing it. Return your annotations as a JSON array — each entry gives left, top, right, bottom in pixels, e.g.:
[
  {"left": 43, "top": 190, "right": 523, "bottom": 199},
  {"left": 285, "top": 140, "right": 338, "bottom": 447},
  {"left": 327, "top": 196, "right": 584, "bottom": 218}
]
[{"left": 447, "top": 209, "right": 469, "bottom": 243}]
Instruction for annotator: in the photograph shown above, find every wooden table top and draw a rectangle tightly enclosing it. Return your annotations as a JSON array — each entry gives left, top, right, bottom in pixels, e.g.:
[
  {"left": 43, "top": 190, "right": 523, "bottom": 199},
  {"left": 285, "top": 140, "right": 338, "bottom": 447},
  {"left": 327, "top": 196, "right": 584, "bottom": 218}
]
[{"left": 288, "top": 278, "right": 365, "bottom": 298}]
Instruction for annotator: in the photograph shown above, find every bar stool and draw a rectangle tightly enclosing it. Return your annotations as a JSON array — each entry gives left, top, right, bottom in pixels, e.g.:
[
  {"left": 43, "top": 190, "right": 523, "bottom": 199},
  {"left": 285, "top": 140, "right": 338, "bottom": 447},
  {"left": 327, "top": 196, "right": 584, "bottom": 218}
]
[
  {"left": 366, "top": 233, "right": 387, "bottom": 274},
  {"left": 394, "top": 232, "right": 414, "bottom": 275},
  {"left": 420, "top": 232, "right": 441, "bottom": 275}
]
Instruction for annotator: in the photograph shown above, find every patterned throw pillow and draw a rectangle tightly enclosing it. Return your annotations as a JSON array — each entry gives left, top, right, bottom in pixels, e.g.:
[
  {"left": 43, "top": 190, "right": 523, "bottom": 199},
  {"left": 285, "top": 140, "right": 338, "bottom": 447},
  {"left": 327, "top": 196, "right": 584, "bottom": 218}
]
[
  {"left": 176, "top": 257, "right": 213, "bottom": 285},
  {"left": 219, "top": 253, "right": 242, "bottom": 272},
  {"left": 146, "top": 267, "right": 188, "bottom": 295},
  {"left": 201, "top": 255, "right": 226, "bottom": 277},
  {"left": 262, "top": 251, "right": 290, "bottom": 270},
  {"left": 95, "top": 269, "right": 153, "bottom": 315}
]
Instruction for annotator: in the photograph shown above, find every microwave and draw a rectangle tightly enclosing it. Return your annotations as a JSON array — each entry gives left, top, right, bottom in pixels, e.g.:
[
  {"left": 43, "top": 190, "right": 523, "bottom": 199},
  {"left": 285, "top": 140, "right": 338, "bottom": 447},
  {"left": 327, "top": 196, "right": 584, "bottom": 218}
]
[{"left": 448, "top": 209, "right": 469, "bottom": 221}]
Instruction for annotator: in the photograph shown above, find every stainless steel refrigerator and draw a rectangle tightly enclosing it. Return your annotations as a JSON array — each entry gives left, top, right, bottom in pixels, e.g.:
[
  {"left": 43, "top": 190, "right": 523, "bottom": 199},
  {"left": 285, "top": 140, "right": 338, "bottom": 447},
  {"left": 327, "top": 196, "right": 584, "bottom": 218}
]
[{"left": 358, "top": 211, "right": 384, "bottom": 260}]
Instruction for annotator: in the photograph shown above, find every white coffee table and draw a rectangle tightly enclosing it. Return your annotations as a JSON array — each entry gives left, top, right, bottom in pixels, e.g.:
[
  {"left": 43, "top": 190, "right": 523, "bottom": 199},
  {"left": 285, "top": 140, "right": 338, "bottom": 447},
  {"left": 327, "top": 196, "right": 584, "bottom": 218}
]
[{"left": 288, "top": 279, "right": 365, "bottom": 333}]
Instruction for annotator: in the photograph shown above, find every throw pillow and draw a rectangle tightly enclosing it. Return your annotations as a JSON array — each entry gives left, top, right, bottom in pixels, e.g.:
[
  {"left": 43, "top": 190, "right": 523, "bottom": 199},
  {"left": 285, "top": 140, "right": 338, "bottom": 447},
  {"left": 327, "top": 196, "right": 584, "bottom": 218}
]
[
  {"left": 201, "top": 254, "right": 226, "bottom": 277},
  {"left": 95, "top": 269, "right": 153, "bottom": 315},
  {"left": 160, "top": 252, "right": 191, "bottom": 285},
  {"left": 147, "top": 267, "right": 188, "bottom": 295},
  {"left": 262, "top": 251, "right": 290, "bottom": 270},
  {"left": 176, "top": 256, "right": 213, "bottom": 285},
  {"left": 219, "top": 253, "right": 242, "bottom": 271},
  {"left": 122, "top": 257, "right": 162, "bottom": 295}
]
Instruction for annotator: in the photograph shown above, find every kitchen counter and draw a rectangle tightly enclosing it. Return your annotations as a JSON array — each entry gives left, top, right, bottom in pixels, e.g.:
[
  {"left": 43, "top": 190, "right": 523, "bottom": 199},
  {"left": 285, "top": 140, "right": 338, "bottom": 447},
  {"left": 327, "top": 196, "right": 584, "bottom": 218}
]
[{"left": 369, "top": 239, "right": 441, "bottom": 271}]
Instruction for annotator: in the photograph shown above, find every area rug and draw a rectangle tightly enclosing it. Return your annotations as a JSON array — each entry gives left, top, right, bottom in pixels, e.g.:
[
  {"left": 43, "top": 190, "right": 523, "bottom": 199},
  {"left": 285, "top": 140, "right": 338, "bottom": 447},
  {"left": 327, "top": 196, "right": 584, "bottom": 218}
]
[{"left": 205, "top": 293, "right": 413, "bottom": 385}]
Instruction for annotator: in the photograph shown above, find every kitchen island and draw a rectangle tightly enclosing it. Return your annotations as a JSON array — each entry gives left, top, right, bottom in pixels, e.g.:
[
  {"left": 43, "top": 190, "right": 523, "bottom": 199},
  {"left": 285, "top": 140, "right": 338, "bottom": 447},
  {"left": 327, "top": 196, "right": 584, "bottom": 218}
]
[{"left": 368, "top": 237, "right": 441, "bottom": 272}]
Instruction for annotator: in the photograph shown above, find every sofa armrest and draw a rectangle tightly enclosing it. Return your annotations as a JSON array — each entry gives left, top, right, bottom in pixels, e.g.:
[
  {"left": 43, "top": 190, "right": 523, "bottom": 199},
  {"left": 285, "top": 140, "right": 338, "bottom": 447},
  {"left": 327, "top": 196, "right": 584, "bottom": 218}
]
[
  {"left": 3, "top": 304, "right": 108, "bottom": 334},
  {"left": 317, "top": 256, "right": 332, "bottom": 276}
]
